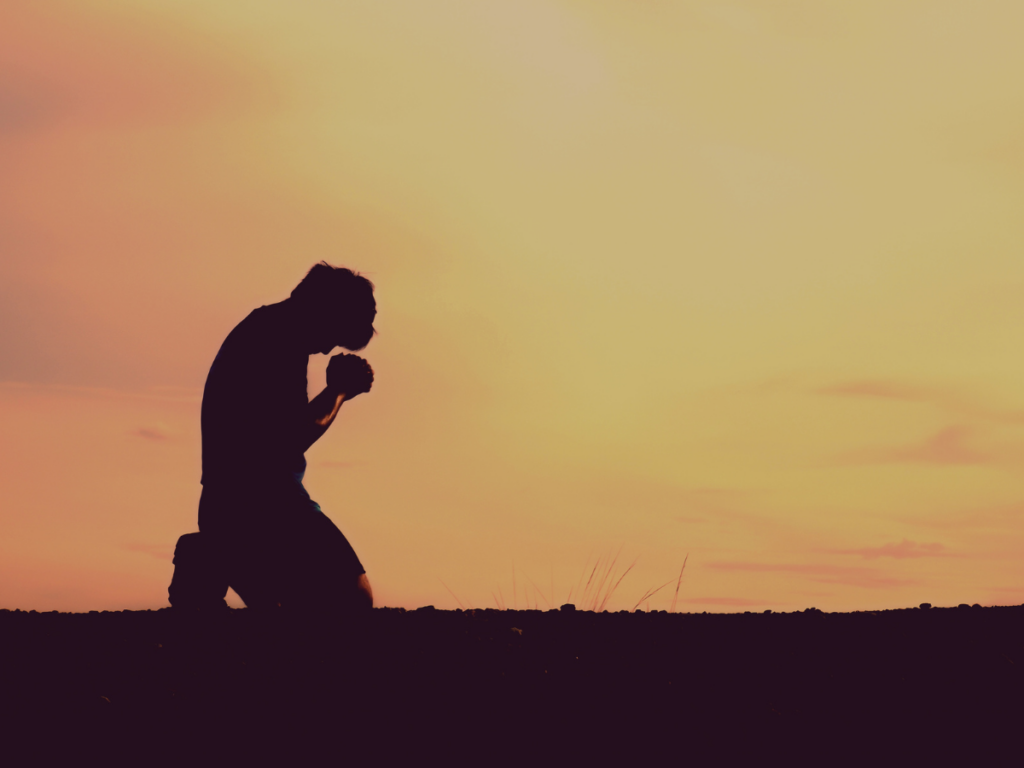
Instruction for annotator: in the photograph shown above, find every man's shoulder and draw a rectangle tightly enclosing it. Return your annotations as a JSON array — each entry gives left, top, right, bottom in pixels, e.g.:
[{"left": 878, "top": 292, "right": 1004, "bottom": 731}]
[
  {"left": 223, "top": 303, "right": 289, "bottom": 348},
  {"left": 205, "top": 305, "right": 281, "bottom": 382}
]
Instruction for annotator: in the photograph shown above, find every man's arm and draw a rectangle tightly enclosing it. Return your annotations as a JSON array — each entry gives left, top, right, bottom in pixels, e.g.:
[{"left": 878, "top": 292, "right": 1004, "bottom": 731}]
[
  {"left": 298, "top": 353, "right": 374, "bottom": 452},
  {"left": 300, "top": 385, "right": 346, "bottom": 453}
]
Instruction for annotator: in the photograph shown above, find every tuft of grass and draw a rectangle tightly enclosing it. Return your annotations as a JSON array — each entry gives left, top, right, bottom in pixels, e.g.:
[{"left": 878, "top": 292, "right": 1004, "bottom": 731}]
[
  {"left": 559, "top": 548, "right": 642, "bottom": 612},
  {"left": 440, "top": 550, "right": 691, "bottom": 612}
]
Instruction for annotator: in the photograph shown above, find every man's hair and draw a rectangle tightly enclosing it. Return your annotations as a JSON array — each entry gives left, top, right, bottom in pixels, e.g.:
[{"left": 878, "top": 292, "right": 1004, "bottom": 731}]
[{"left": 291, "top": 261, "right": 375, "bottom": 310}]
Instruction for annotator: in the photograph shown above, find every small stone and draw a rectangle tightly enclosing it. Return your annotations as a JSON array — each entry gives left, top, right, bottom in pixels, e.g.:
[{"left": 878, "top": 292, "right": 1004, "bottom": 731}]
[
  {"left": 763, "top": 609, "right": 773, "bottom": 614},
  {"left": 920, "top": 603, "right": 932, "bottom": 610},
  {"left": 417, "top": 605, "right": 435, "bottom": 612},
  {"left": 958, "top": 604, "right": 970, "bottom": 609},
  {"left": 972, "top": 603, "right": 982, "bottom": 609},
  {"left": 560, "top": 603, "right": 576, "bottom": 613}
]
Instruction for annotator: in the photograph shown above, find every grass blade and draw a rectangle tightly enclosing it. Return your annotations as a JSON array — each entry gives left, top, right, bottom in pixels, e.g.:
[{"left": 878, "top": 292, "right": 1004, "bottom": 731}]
[
  {"left": 599, "top": 557, "right": 638, "bottom": 612},
  {"left": 572, "top": 553, "right": 592, "bottom": 605},
  {"left": 669, "top": 554, "right": 689, "bottom": 614},
  {"left": 513, "top": 562, "right": 517, "bottom": 611},
  {"left": 632, "top": 579, "right": 674, "bottom": 612},
  {"left": 591, "top": 546, "right": 622, "bottom": 611},
  {"left": 582, "top": 554, "right": 603, "bottom": 609},
  {"left": 439, "top": 578, "right": 466, "bottom": 610},
  {"left": 525, "top": 574, "right": 552, "bottom": 609}
]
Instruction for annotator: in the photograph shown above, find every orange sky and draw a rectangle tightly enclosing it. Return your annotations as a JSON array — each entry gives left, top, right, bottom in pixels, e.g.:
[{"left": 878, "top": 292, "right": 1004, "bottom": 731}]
[{"left": 2, "top": 0, "right": 1024, "bottom": 612}]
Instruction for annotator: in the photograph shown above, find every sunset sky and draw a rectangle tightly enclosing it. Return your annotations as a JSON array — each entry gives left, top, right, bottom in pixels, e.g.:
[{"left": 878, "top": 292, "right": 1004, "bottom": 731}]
[{"left": 3, "top": 0, "right": 1024, "bottom": 612}]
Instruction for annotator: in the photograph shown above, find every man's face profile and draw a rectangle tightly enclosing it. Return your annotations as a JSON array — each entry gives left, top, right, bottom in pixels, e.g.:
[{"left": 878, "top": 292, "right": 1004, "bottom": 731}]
[
  {"left": 339, "top": 299, "right": 376, "bottom": 352},
  {"left": 312, "top": 298, "right": 375, "bottom": 355}
]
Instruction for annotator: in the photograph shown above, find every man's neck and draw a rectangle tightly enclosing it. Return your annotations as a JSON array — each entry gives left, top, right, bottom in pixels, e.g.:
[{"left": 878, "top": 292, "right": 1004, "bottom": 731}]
[{"left": 267, "top": 299, "right": 317, "bottom": 356}]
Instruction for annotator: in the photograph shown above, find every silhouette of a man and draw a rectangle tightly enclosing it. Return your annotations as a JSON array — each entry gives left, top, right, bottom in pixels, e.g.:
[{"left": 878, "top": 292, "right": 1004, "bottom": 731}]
[{"left": 169, "top": 262, "right": 376, "bottom": 612}]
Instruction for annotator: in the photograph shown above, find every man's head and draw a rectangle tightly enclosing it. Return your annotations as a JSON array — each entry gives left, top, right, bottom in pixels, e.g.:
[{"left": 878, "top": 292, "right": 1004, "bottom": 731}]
[{"left": 291, "top": 262, "right": 376, "bottom": 354}]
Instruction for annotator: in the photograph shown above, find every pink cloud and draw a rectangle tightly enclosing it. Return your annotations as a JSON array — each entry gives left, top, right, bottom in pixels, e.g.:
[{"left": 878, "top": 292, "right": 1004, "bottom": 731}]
[
  {"left": 0, "top": 3, "right": 270, "bottom": 134},
  {"left": 132, "top": 426, "right": 169, "bottom": 441},
  {"left": 705, "top": 561, "right": 913, "bottom": 589},
  {"left": 675, "top": 488, "right": 751, "bottom": 513},
  {"left": 817, "top": 379, "right": 1024, "bottom": 426},
  {"left": 901, "top": 504, "right": 1024, "bottom": 531},
  {"left": 818, "top": 380, "right": 932, "bottom": 402},
  {"left": 984, "top": 587, "right": 1024, "bottom": 606},
  {"left": 668, "top": 488, "right": 792, "bottom": 534},
  {"left": 827, "top": 539, "right": 950, "bottom": 560},
  {"left": 684, "top": 597, "right": 771, "bottom": 607},
  {"left": 836, "top": 426, "right": 991, "bottom": 466},
  {"left": 124, "top": 543, "right": 173, "bottom": 561}
]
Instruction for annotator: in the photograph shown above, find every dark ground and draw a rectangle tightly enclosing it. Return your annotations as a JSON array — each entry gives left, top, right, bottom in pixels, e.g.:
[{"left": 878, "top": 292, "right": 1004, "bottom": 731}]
[{"left": 2, "top": 603, "right": 1022, "bottom": 765}]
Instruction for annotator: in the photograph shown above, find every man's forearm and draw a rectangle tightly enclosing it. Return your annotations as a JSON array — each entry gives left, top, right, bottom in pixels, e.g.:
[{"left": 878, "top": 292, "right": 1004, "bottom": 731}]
[{"left": 301, "top": 386, "right": 347, "bottom": 452}]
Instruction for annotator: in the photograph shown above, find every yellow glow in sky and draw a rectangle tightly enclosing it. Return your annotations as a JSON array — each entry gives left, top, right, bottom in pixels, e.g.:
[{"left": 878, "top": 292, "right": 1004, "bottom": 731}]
[{"left": 2, "top": 0, "right": 1024, "bottom": 612}]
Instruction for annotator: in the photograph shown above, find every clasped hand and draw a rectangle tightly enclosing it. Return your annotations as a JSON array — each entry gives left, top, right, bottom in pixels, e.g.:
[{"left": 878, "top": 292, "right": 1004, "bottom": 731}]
[{"left": 327, "top": 353, "right": 374, "bottom": 400}]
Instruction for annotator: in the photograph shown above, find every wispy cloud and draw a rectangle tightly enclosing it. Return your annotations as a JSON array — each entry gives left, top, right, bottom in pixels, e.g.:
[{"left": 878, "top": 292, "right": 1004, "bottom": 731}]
[
  {"left": 0, "top": 381, "right": 202, "bottom": 403},
  {"left": 670, "top": 487, "right": 790, "bottom": 533},
  {"left": 818, "top": 380, "right": 932, "bottom": 402},
  {"left": 817, "top": 379, "right": 1024, "bottom": 426},
  {"left": 672, "top": 488, "right": 740, "bottom": 524},
  {"left": 132, "top": 425, "right": 171, "bottom": 441},
  {"left": 705, "top": 561, "right": 913, "bottom": 589},
  {"left": 985, "top": 586, "right": 1024, "bottom": 606},
  {"left": 684, "top": 596, "right": 772, "bottom": 607},
  {"left": 825, "top": 539, "right": 951, "bottom": 560},
  {"left": 124, "top": 543, "right": 173, "bottom": 561},
  {"left": 0, "top": 71, "right": 65, "bottom": 136},
  {"left": 902, "top": 504, "right": 1024, "bottom": 532},
  {"left": 835, "top": 426, "right": 992, "bottom": 466}
]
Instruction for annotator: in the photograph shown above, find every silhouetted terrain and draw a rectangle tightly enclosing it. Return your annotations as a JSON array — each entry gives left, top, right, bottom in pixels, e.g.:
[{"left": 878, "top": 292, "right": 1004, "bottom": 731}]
[{"left": 3, "top": 605, "right": 1022, "bottom": 763}]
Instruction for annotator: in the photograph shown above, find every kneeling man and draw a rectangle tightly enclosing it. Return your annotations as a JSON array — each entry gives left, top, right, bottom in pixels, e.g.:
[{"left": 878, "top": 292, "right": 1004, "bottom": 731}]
[{"left": 169, "top": 262, "right": 376, "bottom": 613}]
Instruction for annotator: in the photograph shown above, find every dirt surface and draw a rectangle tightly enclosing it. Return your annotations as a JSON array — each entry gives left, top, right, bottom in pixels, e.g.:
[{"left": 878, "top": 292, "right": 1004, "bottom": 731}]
[{"left": 2, "top": 604, "right": 1022, "bottom": 763}]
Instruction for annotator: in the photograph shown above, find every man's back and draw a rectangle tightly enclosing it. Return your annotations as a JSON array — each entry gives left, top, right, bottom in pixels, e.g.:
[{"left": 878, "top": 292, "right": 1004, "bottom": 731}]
[{"left": 200, "top": 302, "right": 309, "bottom": 486}]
